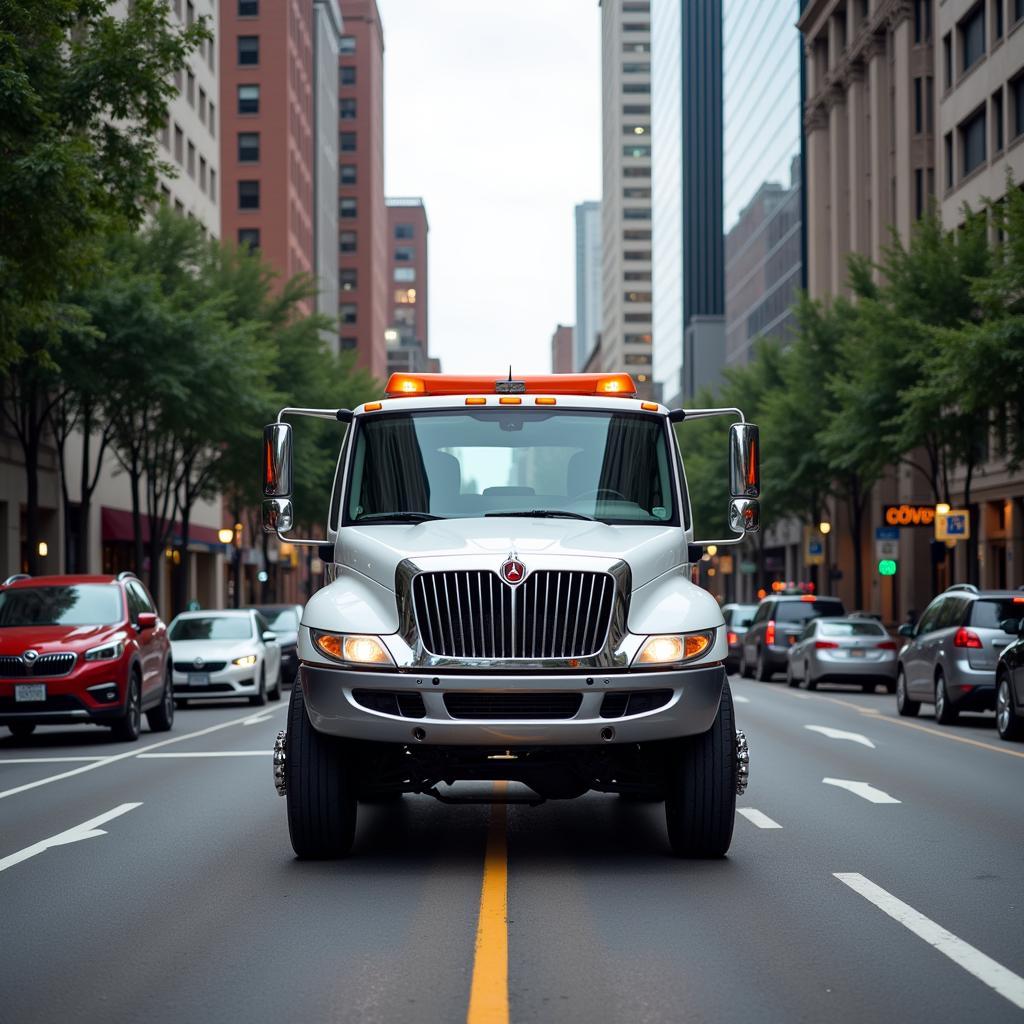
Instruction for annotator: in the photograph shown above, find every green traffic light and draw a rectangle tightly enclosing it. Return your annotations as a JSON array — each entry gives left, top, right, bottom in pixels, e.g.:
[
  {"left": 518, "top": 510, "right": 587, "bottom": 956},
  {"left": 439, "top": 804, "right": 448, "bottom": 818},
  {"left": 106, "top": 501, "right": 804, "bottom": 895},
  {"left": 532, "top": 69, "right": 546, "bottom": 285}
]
[{"left": 878, "top": 559, "right": 897, "bottom": 576}]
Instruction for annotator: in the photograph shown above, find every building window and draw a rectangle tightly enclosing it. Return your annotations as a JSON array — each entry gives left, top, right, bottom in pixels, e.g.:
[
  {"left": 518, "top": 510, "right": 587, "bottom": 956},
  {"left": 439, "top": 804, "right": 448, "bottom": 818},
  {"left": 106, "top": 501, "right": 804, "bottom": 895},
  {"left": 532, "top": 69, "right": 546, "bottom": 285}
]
[
  {"left": 395, "top": 288, "right": 416, "bottom": 304},
  {"left": 340, "top": 35, "right": 356, "bottom": 54},
  {"left": 394, "top": 246, "right": 413, "bottom": 261},
  {"left": 624, "top": 250, "right": 652, "bottom": 260},
  {"left": 238, "top": 180, "right": 260, "bottom": 209},
  {"left": 1011, "top": 73, "right": 1024, "bottom": 140},
  {"left": 624, "top": 270, "right": 652, "bottom": 281},
  {"left": 914, "top": 78, "right": 922, "bottom": 132},
  {"left": 915, "top": 167, "right": 924, "bottom": 219},
  {"left": 340, "top": 164, "right": 357, "bottom": 185},
  {"left": 209, "top": 167, "right": 216, "bottom": 202},
  {"left": 208, "top": 102, "right": 215, "bottom": 138},
  {"left": 174, "top": 123, "right": 183, "bottom": 163},
  {"left": 394, "top": 306, "right": 415, "bottom": 327},
  {"left": 623, "top": 144, "right": 651, "bottom": 158},
  {"left": 624, "top": 353, "right": 652, "bottom": 365},
  {"left": 623, "top": 124, "right": 648, "bottom": 136},
  {"left": 959, "top": 6, "right": 985, "bottom": 74},
  {"left": 186, "top": 70, "right": 195, "bottom": 106},
  {"left": 623, "top": 104, "right": 650, "bottom": 115},
  {"left": 187, "top": 140, "right": 195, "bottom": 178},
  {"left": 913, "top": 0, "right": 932, "bottom": 42},
  {"left": 623, "top": 166, "right": 651, "bottom": 178},
  {"left": 624, "top": 291, "right": 652, "bottom": 303},
  {"left": 340, "top": 98, "right": 357, "bottom": 119},
  {"left": 340, "top": 131, "right": 356, "bottom": 152},
  {"left": 186, "top": 0, "right": 194, "bottom": 26},
  {"left": 238, "top": 84, "right": 259, "bottom": 114},
  {"left": 340, "top": 197, "right": 357, "bottom": 218},
  {"left": 993, "top": 88, "right": 1004, "bottom": 151},
  {"left": 339, "top": 231, "right": 357, "bottom": 252},
  {"left": 623, "top": 23, "right": 650, "bottom": 32},
  {"left": 943, "top": 33, "right": 952, "bottom": 88},
  {"left": 199, "top": 87, "right": 207, "bottom": 124},
  {"left": 1016, "top": 0, "right": 1024, "bottom": 23},
  {"left": 238, "top": 0, "right": 258, "bottom": 15},
  {"left": 207, "top": 36, "right": 215, "bottom": 73},
  {"left": 160, "top": 119, "right": 170, "bottom": 149},
  {"left": 926, "top": 76, "right": 934, "bottom": 131},
  {"left": 625, "top": 333, "right": 653, "bottom": 344},
  {"left": 341, "top": 337, "right": 357, "bottom": 351},
  {"left": 340, "top": 269, "right": 357, "bottom": 291},
  {"left": 340, "top": 65, "right": 356, "bottom": 86},
  {"left": 395, "top": 224, "right": 414, "bottom": 239},
  {"left": 238, "top": 36, "right": 259, "bottom": 66},
  {"left": 341, "top": 304, "right": 357, "bottom": 324},
  {"left": 623, "top": 187, "right": 651, "bottom": 198},
  {"left": 199, "top": 155, "right": 207, "bottom": 190},
  {"left": 623, "top": 313, "right": 650, "bottom": 323},
  {"left": 623, "top": 229, "right": 652, "bottom": 240},
  {"left": 622, "top": 62, "right": 650, "bottom": 74},
  {"left": 394, "top": 267, "right": 416, "bottom": 282},
  {"left": 992, "top": 0, "right": 1004, "bottom": 39},
  {"left": 944, "top": 132, "right": 954, "bottom": 188},
  {"left": 238, "top": 228, "right": 260, "bottom": 250},
  {"left": 623, "top": 42, "right": 651, "bottom": 53},
  {"left": 960, "top": 106, "right": 987, "bottom": 176},
  {"left": 622, "top": 82, "right": 651, "bottom": 94},
  {"left": 623, "top": 208, "right": 650, "bottom": 220}
]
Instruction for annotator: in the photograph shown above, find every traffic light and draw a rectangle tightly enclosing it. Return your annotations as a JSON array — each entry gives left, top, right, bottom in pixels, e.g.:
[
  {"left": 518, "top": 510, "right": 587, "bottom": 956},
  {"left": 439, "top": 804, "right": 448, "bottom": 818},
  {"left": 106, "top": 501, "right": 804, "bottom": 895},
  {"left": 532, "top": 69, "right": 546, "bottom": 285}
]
[{"left": 878, "top": 559, "right": 897, "bottom": 576}]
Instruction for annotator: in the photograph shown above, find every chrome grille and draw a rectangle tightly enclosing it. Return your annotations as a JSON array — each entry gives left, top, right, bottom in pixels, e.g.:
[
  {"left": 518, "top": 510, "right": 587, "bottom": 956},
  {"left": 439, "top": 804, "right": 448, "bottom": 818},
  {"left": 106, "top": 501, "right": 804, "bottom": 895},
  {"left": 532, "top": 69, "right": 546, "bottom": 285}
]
[
  {"left": 411, "top": 569, "right": 615, "bottom": 660},
  {"left": 0, "top": 653, "right": 76, "bottom": 678}
]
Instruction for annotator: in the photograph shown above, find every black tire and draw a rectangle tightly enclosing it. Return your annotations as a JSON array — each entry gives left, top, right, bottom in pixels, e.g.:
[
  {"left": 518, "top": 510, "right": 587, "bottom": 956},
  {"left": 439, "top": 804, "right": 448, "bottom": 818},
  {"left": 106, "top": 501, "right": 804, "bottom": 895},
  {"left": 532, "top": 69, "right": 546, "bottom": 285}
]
[
  {"left": 786, "top": 661, "right": 799, "bottom": 687},
  {"left": 146, "top": 663, "right": 175, "bottom": 733},
  {"left": 896, "top": 668, "right": 920, "bottom": 717},
  {"left": 805, "top": 663, "right": 818, "bottom": 691},
  {"left": 268, "top": 662, "right": 282, "bottom": 702},
  {"left": 934, "top": 672, "right": 959, "bottom": 725},
  {"left": 755, "top": 648, "right": 771, "bottom": 682},
  {"left": 664, "top": 678, "right": 737, "bottom": 858},
  {"left": 285, "top": 684, "right": 357, "bottom": 858},
  {"left": 249, "top": 665, "right": 267, "bottom": 707},
  {"left": 111, "top": 671, "right": 142, "bottom": 742},
  {"left": 739, "top": 649, "right": 753, "bottom": 679},
  {"left": 8, "top": 721, "right": 36, "bottom": 739},
  {"left": 996, "top": 673, "right": 1024, "bottom": 741}
]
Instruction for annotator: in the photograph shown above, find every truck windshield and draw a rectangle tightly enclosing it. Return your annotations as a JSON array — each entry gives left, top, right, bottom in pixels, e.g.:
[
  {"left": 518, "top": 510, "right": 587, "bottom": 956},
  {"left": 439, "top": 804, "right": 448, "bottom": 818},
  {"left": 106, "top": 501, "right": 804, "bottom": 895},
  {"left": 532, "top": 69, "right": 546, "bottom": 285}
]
[{"left": 345, "top": 409, "right": 678, "bottom": 525}]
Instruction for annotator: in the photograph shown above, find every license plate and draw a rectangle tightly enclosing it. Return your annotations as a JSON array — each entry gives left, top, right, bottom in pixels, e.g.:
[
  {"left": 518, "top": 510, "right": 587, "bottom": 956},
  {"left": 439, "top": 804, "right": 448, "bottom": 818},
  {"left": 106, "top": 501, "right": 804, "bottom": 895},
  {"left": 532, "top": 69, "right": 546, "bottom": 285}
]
[
  {"left": 188, "top": 673, "right": 210, "bottom": 686},
  {"left": 15, "top": 683, "right": 46, "bottom": 702},
  {"left": 850, "top": 649, "right": 865, "bottom": 658}
]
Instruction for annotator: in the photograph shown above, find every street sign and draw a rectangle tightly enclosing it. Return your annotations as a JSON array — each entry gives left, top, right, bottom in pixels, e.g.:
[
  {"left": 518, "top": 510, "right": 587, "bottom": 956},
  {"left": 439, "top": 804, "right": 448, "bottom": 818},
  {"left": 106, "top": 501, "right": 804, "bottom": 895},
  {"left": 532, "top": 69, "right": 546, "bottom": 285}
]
[
  {"left": 878, "top": 559, "right": 897, "bottom": 576},
  {"left": 875, "top": 538, "right": 899, "bottom": 561},
  {"left": 804, "top": 526, "right": 824, "bottom": 566},
  {"left": 935, "top": 509, "right": 970, "bottom": 542},
  {"left": 875, "top": 526, "right": 899, "bottom": 541},
  {"left": 739, "top": 560, "right": 757, "bottom": 574}
]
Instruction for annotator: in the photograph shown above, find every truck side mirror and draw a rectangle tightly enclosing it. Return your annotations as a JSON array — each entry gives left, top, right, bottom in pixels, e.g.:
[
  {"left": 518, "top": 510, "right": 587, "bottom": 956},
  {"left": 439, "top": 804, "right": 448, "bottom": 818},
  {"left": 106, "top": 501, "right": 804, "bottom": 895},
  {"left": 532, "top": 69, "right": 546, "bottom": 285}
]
[
  {"left": 728, "top": 498, "right": 760, "bottom": 533},
  {"left": 263, "top": 498, "right": 294, "bottom": 534},
  {"left": 729, "top": 423, "right": 760, "bottom": 497},
  {"left": 263, "top": 422, "right": 293, "bottom": 498}
]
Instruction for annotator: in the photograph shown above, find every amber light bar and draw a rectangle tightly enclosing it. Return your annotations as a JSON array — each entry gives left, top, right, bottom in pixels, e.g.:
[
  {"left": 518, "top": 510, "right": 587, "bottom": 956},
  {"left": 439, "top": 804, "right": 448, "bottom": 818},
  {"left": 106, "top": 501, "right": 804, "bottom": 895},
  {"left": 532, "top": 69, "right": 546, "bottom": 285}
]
[{"left": 383, "top": 372, "right": 638, "bottom": 398}]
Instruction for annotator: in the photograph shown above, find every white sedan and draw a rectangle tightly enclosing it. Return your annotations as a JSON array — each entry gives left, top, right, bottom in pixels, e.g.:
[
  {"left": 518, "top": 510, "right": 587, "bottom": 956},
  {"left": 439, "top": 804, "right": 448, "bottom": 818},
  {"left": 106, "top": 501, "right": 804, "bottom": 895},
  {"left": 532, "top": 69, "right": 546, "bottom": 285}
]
[{"left": 169, "top": 609, "right": 282, "bottom": 706}]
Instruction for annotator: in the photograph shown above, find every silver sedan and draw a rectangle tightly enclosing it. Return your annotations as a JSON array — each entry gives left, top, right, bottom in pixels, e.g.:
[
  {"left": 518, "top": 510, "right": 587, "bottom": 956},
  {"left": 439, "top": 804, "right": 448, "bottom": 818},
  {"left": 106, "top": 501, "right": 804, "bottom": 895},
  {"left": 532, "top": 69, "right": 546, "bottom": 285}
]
[{"left": 787, "top": 617, "right": 898, "bottom": 692}]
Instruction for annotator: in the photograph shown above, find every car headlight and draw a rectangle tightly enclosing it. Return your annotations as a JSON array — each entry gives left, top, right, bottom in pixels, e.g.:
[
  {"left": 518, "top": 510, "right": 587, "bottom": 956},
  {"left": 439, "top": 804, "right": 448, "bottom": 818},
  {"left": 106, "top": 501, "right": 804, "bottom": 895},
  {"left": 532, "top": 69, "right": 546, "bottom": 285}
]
[
  {"left": 232, "top": 654, "right": 258, "bottom": 667},
  {"left": 313, "top": 631, "right": 394, "bottom": 666},
  {"left": 85, "top": 640, "right": 125, "bottom": 661},
  {"left": 635, "top": 631, "right": 714, "bottom": 666}
]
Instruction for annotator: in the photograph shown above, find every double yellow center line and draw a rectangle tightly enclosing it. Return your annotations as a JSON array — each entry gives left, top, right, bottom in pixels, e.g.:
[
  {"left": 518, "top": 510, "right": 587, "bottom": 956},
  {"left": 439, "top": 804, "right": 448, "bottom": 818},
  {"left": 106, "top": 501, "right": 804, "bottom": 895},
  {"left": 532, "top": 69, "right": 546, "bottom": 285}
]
[{"left": 466, "top": 781, "right": 510, "bottom": 1024}]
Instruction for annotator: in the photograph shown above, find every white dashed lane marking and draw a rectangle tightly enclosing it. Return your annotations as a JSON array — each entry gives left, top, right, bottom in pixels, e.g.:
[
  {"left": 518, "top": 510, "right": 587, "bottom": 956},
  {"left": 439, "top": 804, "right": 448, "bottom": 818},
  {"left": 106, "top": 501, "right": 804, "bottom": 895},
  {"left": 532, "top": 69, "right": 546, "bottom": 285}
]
[
  {"left": 737, "top": 808, "right": 782, "bottom": 829},
  {"left": 805, "top": 725, "right": 876, "bottom": 748},
  {"left": 822, "top": 778, "right": 900, "bottom": 804},
  {"left": 136, "top": 751, "right": 271, "bottom": 758}
]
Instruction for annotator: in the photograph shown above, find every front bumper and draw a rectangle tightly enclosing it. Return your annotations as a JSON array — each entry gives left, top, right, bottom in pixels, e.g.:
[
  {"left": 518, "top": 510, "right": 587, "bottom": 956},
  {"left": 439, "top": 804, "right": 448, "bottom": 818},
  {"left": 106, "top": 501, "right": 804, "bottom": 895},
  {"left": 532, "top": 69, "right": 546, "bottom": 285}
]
[
  {"left": 300, "top": 662, "right": 727, "bottom": 745},
  {"left": 808, "top": 650, "right": 897, "bottom": 681},
  {"left": 172, "top": 664, "right": 258, "bottom": 700},
  {"left": 0, "top": 663, "right": 128, "bottom": 726}
]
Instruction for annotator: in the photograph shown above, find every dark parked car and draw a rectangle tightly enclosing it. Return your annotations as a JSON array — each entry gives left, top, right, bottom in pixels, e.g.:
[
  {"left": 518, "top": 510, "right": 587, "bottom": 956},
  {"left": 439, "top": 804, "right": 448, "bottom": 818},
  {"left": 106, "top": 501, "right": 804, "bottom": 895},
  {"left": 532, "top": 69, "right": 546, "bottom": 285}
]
[
  {"left": 722, "top": 603, "right": 757, "bottom": 673},
  {"left": 740, "top": 594, "right": 846, "bottom": 681},
  {"left": 994, "top": 605, "right": 1024, "bottom": 741},
  {"left": 245, "top": 603, "right": 302, "bottom": 684},
  {"left": 895, "top": 585, "right": 1023, "bottom": 724}
]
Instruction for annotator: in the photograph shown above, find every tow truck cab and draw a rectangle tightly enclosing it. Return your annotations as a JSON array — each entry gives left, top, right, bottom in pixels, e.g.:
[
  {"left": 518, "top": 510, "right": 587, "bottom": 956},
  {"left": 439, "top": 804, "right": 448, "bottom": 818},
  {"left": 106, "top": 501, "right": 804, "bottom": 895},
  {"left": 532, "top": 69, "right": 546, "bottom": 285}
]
[{"left": 263, "top": 372, "right": 759, "bottom": 859}]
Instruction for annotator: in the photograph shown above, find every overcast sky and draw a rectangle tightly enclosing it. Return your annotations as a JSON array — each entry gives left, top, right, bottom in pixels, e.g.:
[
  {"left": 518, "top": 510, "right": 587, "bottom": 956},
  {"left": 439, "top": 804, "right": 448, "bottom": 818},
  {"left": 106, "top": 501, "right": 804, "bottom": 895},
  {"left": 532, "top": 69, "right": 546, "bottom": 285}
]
[{"left": 378, "top": 0, "right": 602, "bottom": 375}]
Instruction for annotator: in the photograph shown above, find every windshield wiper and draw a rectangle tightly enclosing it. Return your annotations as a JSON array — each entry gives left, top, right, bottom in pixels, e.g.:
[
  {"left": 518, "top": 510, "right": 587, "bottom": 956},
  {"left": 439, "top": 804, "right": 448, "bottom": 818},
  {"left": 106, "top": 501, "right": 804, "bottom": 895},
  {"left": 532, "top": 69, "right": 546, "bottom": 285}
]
[
  {"left": 484, "top": 509, "right": 596, "bottom": 521},
  {"left": 354, "top": 511, "right": 445, "bottom": 524}
]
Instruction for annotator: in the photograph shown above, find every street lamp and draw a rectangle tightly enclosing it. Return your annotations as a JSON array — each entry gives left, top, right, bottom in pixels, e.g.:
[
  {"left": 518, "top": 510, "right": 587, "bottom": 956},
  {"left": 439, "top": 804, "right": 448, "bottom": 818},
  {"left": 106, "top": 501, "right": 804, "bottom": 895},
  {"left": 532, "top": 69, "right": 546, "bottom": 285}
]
[
  {"left": 936, "top": 502, "right": 951, "bottom": 515},
  {"left": 217, "top": 528, "right": 234, "bottom": 545},
  {"left": 818, "top": 521, "right": 831, "bottom": 535}
]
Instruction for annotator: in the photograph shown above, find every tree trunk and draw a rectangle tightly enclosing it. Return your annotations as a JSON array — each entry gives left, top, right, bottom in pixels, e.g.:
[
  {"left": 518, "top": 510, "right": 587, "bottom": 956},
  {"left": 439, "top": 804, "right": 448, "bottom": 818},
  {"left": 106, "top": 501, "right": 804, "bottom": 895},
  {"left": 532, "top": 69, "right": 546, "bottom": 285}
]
[
  {"left": 129, "top": 467, "right": 144, "bottom": 578},
  {"left": 24, "top": 410, "right": 40, "bottom": 576}
]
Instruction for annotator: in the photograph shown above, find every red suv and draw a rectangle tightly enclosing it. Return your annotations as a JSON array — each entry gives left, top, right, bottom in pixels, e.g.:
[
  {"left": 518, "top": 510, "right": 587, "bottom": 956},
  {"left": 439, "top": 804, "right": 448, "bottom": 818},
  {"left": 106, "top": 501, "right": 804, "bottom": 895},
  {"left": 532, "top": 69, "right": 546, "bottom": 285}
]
[{"left": 0, "top": 573, "right": 174, "bottom": 742}]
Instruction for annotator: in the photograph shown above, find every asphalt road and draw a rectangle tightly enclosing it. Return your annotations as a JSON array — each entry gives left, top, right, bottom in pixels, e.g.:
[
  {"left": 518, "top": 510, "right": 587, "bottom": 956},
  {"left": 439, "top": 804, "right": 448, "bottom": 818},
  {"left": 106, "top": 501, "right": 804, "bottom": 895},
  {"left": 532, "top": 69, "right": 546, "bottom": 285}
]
[{"left": 1, "top": 674, "right": 1022, "bottom": 1024}]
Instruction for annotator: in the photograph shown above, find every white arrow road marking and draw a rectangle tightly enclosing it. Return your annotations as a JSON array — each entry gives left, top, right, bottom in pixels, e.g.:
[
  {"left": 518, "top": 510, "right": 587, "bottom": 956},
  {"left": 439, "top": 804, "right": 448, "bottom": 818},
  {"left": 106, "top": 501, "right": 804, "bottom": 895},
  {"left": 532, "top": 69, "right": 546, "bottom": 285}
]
[
  {"left": 0, "top": 803, "right": 141, "bottom": 874},
  {"left": 737, "top": 808, "right": 782, "bottom": 829},
  {"left": 137, "top": 751, "right": 271, "bottom": 758},
  {"left": 733, "top": 694, "right": 750, "bottom": 704},
  {"left": 822, "top": 778, "right": 900, "bottom": 804},
  {"left": 0, "top": 757, "right": 107, "bottom": 765},
  {"left": 242, "top": 712, "right": 276, "bottom": 726},
  {"left": 805, "top": 725, "right": 876, "bottom": 748},
  {"left": 836, "top": 873, "right": 1024, "bottom": 1010}
]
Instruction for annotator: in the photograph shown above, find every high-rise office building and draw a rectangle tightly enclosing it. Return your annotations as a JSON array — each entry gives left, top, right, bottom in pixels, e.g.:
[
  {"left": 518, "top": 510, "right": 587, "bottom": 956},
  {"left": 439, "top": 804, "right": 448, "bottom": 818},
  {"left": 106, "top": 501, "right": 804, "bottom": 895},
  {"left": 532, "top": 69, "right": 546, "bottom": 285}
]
[
  {"left": 574, "top": 201, "right": 602, "bottom": 370},
  {"left": 600, "top": 0, "right": 654, "bottom": 398},
  {"left": 337, "top": 0, "right": 388, "bottom": 380},
  {"left": 722, "top": 1, "right": 803, "bottom": 368},
  {"left": 384, "top": 198, "right": 431, "bottom": 376},
  {"left": 651, "top": 0, "right": 723, "bottom": 406},
  {"left": 551, "top": 325, "right": 575, "bottom": 374}
]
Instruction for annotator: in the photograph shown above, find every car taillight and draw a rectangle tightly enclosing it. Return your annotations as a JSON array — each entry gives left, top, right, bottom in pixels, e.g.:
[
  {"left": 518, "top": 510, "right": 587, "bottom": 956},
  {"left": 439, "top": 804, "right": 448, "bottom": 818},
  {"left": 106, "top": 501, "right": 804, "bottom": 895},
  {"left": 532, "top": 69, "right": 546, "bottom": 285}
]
[
  {"left": 727, "top": 631, "right": 738, "bottom": 646},
  {"left": 876, "top": 640, "right": 897, "bottom": 650},
  {"left": 765, "top": 620, "right": 776, "bottom": 645},
  {"left": 953, "top": 628, "right": 982, "bottom": 649},
  {"left": 814, "top": 640, "right": 839, "bottom": 649}
]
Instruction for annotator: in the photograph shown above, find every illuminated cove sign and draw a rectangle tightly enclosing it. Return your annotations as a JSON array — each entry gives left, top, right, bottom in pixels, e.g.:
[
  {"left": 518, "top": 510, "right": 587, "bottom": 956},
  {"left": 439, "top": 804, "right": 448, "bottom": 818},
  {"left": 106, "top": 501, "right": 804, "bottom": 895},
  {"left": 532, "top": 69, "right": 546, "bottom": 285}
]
[{"left": 883, "top": 504, "right": 935, "bottom": 527}]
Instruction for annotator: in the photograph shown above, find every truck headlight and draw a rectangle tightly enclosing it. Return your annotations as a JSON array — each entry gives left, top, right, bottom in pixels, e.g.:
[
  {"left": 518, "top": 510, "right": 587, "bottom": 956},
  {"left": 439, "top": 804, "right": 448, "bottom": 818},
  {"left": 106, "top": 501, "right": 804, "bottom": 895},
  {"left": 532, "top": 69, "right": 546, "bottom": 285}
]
[
  {"left": 635, "top": 631, "right": 713, "bottom": 666},
  {"left": 313, "top": 631, "right": 394, "bottom": 666},
  {"left": 85, "top": 640, "right": 124, "bottom": 661}
]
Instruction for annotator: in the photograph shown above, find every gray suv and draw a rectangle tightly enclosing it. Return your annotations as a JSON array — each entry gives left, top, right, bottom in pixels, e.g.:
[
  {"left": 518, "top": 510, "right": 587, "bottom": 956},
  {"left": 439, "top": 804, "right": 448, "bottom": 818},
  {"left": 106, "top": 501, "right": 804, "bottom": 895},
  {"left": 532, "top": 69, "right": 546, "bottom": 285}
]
[{"left": 895, "top": 584, "right": 1023, "bottom": 724}]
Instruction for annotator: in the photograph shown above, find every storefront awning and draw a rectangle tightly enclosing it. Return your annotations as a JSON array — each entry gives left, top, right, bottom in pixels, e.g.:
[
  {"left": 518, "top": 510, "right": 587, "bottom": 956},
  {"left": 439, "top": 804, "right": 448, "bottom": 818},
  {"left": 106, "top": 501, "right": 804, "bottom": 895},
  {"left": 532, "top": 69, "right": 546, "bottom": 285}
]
[{"left": 101, "top": 507, "right": 224, "bottom": 551}]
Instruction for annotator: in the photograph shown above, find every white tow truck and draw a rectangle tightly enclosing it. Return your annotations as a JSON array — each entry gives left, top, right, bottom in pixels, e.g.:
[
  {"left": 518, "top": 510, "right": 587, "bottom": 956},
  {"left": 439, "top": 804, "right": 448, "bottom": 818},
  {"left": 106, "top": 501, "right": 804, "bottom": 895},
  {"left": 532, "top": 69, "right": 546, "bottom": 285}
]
[{"left": 263, "top": 372, "right": 759, "bottom": 858}]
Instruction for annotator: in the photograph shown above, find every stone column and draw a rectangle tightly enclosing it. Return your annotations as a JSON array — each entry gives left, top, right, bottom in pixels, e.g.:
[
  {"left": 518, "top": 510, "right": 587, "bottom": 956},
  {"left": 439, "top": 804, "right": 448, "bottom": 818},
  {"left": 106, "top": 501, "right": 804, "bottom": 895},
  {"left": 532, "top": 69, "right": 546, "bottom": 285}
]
[
  {"left": 828, "top": 88, "right": 851, "bottom": 295},
  {"left": 867, "top": 34, "right": 891, "bottom": 267},
  {"left": 847, "top": 63, "right": 871, "bottom": 256}
]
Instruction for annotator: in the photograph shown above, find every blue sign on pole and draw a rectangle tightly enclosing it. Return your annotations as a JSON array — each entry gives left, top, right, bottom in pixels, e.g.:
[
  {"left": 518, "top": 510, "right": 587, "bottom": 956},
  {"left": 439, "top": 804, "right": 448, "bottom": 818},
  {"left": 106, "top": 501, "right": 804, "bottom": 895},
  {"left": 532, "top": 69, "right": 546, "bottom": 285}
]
[
  {"left": 946, "top": 513, "right": 967, "bottom": 536},
  {"left": 875, "top": 526, "right": 899, "bottom": 540}
]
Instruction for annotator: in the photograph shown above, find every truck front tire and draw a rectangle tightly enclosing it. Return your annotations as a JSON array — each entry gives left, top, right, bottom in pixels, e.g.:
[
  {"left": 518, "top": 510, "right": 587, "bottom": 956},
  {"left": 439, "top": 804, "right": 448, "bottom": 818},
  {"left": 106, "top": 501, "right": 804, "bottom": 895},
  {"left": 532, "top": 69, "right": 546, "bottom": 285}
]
[
  {"left": 664, "top": 679, "right": 737, "bottom": 858},
  {"left": 285, "top": 683, "right": 357, "bottom": 859}
]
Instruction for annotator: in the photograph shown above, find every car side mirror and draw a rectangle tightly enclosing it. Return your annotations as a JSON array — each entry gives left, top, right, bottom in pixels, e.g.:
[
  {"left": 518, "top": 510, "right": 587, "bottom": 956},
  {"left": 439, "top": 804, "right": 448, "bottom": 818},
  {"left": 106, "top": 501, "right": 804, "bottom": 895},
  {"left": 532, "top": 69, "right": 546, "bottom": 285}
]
[
  {"left": 137, "top": 612, "right": 158, "bottom": 630},
  {"left": 263, "top": 422, "right": 293, "bottom": 498},
  {"left": 728, "top": 497, "right": 760, "bottom": 534},
  {"left": 729, "top": 422, "right": 760, "bottom": 498},
  {"left": 998, "top": 617, "right": 1022, "bottom": 636},
  {"left": 897, "top": 623, "right": 915, "bottom": 638},
  {"left": 262, "top": 631, "right": 278, "bottom": 643},
  {"left": 263, "top": 498, "right": 294, "bottom": 534}
]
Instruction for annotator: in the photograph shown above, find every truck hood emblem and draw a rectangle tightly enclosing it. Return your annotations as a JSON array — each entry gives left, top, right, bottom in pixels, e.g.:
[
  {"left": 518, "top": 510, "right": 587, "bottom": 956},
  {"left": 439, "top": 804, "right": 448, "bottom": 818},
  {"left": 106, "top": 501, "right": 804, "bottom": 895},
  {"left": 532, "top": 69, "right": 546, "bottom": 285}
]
[{"left": 500, "top": 554, "right": 526, "bottom": 585}]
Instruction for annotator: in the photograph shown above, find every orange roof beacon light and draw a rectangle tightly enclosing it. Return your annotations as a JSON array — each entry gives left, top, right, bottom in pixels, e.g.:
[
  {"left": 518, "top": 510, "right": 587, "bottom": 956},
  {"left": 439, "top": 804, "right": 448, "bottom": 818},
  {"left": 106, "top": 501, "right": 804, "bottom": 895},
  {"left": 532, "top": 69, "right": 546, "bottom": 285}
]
[{"left": 382, "top": 372, "right": 639, "bottom": 399}]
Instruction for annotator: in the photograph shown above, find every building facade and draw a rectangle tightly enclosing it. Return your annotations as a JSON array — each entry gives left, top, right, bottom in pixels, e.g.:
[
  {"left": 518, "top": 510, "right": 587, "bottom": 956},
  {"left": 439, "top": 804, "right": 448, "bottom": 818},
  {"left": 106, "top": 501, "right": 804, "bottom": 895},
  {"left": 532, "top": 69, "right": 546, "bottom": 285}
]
[
  {"left": 723, "top": 0, "right": 804, "bottom": 368},
  {"left": 574, "top": 201, "right": 602, "bottom": 370},
  {"left": 600, "top": 0, "right": 655, "bottom": 398},
  {"left": 337, "top": 0, "right": 388, "bottom": 381},
  {"left": 651, "top": 0, "right": 724, "bottom": 406},
  {"left": 384, "top": 198, "right": 431, "bottom": 376},
  {"left": 550, "top": 324, "right": 575, "bottom": 374}
]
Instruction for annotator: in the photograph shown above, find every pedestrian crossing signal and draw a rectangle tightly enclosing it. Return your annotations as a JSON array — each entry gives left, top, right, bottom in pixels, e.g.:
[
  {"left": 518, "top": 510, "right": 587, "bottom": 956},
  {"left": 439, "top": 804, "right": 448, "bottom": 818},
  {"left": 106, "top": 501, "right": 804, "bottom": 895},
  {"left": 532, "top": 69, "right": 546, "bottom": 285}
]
[{"left": 878, "top": 559, "right": 897, "bottom": 576}]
